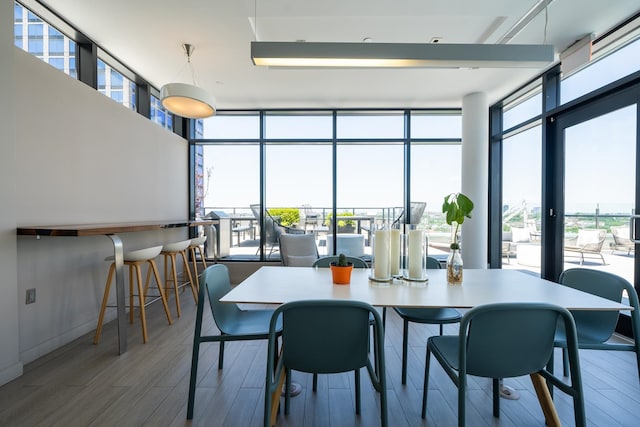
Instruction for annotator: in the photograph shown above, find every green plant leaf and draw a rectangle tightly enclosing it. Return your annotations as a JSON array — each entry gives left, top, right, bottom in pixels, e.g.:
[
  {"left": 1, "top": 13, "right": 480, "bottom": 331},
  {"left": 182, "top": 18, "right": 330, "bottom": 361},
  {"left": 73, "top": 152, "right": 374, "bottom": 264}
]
[{"left": 442, "top": 193, "right": 474, "bottom": 226}]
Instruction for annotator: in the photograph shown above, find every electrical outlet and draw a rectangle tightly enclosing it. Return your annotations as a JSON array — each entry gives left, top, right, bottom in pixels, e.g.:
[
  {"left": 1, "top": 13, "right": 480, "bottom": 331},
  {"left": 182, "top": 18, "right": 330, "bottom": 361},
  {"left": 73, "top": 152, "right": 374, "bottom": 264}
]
[{"left": 26, "top": 288, "right": 36, "bottom": 304}]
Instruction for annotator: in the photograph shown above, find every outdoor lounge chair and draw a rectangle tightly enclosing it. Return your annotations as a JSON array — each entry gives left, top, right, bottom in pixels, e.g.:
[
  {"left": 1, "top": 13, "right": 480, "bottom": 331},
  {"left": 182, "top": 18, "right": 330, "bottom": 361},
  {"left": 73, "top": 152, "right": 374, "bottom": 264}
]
[
  {"left": 611, "top": 226, "right": 635, "bottom": 255},
  {"left": 564, "top": 229, "right": 606, "bottom": 265}
]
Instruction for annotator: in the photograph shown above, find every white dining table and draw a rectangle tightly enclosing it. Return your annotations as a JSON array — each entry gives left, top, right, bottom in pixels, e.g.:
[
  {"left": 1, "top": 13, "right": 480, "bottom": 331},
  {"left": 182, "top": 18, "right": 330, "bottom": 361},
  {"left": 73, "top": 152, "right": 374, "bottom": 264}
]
[
  {"left": 223, "top": 266, "right": 632, "bottom": 427},
  {"left": 221, "top": 266, "right": 630, "bottom": 312}
]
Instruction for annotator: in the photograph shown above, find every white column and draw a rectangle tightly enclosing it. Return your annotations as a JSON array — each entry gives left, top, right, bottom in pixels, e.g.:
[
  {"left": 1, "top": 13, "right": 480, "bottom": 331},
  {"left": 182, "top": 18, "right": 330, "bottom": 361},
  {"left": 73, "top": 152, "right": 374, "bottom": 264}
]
[{"left": 461, "top": 92, "right": 488, "bottom": 269}]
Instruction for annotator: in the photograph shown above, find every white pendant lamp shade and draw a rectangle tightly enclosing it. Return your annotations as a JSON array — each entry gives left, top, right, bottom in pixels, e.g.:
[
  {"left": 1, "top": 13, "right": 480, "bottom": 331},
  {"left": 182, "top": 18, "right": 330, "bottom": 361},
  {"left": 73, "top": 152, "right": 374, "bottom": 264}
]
[
  {"left": 160, "top": 82, "right": 216, "bottom": 119},
  {"left": 161, "top": 44, "right": 216, "bottom": 119}
]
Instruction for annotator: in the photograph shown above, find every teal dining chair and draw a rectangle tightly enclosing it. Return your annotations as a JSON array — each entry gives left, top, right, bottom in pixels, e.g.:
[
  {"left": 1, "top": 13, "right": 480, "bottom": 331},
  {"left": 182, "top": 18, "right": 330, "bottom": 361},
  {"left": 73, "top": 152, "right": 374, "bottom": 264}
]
[
  {"left": 310, "top": 255, "right": 370, "bottom": 391},
  {"left": 312, "top": 255, "right": 368, "bottom": 268},
  {"left": 422, "top": 302, "right": 585, "bottom": 427},
  {"left": 394, "top": 255, "right": 462, "bottom": 384},
  {"left": 265, "top": 300, "right": 387, "bottom": 427},
  {"left": 552, "top": 268, "right": 640, "bottom": 381},
  {"left": 187, "top": 264, "right": 282, "bottom": 419}
]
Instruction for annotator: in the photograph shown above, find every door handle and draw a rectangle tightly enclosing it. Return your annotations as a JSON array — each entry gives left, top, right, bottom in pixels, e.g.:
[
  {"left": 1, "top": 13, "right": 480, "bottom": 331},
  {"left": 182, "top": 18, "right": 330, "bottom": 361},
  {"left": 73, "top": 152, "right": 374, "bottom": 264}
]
[{"left": 629, "top": 214, "right": 640, "bottom": 243}]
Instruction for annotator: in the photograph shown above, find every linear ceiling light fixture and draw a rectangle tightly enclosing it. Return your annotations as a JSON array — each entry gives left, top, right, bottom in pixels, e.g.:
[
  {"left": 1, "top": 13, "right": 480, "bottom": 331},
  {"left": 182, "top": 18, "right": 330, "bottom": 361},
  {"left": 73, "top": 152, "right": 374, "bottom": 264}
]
[
  {"left": 250, "top": 41, "right": 555, "bottom": 68},
  {"left": 161, "top": 44, "right": 216, "bottom": 119}
]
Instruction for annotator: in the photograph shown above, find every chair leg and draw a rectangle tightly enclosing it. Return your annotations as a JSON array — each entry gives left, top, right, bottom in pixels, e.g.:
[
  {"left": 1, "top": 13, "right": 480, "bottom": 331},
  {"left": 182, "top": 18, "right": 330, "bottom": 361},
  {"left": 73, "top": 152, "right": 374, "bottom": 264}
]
[
  {"left": 134, "top": 264, "right": 148, "bottom": 343},
  {"left": 562, "top": 347, "right": 569, "bottom": 377},
  {"left": 94, "top": 262, "right": 115, "bottom": 344},
  {"left": 149, "top": 260, "right": 172, "bottom": 325},
  {"left": 439, "top": 324, "right": 444, "bottom": 335},
  {"left": 492, "top": 378, "right": 500, "bottom": 417},
  {"left": 354, "top": 368, "right": 361, "bottom": 415},
  {"left": 179, "top": 249, "right": 198, "bottom": 303},
  {"left": 312, "top": 373, "right": 318, "bottom": 392},
  {"left": 218, "top": 340, "right": 225, "bottom": 369},
  {"left": 401, "top": 319, "right": 409, "bottom": 385},
  {"left": 165, "top": 253, "right": 182, "bottom": 317},
  {"left": 129, "top": 265, "right": 135, "bottom": 324},
  {"left": 422, "top": 346, "right": 432, "bottom": 419},
  {"left": 189, "top": 247, "right": 200, "bottom": 291},
  {"left": 284, "top": 368, "right": 292, "bottom": 415}
]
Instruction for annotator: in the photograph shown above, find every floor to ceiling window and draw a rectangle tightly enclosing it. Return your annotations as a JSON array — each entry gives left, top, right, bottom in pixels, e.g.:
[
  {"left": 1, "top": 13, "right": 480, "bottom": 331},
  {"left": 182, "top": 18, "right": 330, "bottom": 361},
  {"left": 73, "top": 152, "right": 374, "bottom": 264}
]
[{"left": 194, "top": 110, "right": 462, "bottom": 261}]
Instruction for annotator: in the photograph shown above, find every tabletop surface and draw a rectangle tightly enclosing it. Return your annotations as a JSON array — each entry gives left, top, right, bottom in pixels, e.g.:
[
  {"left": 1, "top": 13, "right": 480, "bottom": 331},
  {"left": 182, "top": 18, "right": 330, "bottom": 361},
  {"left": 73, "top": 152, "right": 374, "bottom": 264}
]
[
  {"left": 16, "top": 219, "right": 218, "bottom": 237},
  {"left": 221, "top": 266, "right": 632, "bottom": 311}
]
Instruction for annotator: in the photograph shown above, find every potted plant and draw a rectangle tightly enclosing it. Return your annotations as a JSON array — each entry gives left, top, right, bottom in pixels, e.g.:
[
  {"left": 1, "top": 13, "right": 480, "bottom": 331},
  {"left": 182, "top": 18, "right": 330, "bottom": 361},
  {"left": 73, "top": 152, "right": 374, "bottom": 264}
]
[
  {"left": 330, "top": 253, "right": 353, "bottom": 284},
  {"left": 442, "top": 192, "right": 474, "bottom": 284}
]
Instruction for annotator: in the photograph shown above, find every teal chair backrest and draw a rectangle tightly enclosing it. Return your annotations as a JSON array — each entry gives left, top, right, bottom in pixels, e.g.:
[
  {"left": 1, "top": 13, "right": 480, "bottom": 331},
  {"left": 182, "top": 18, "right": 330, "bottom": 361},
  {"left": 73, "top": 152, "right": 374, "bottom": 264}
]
[
  {"left": 426, "top": 256, "right": 442, "bottom": 269},
  {"left": 559, "top": 268, "right": 634, "bottom": 343},
  {"left": 276, "top": 300, "right": 376, "bottom": 373},
  {"left": 462, "top": 303, "right": 576, "bottom": 379},
  {"left": 202, "top": 264, "right": 243, "bottom": 333},
  {"left": 313, "top": 255, "right": 368, "bottom": 268}
]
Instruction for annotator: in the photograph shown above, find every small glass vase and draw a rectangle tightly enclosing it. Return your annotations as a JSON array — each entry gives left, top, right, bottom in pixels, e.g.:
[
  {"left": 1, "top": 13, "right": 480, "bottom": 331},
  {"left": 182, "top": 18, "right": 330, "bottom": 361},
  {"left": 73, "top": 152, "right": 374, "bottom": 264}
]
[{"left": 447, "top": 248, "right": 463, "bottom": 284}]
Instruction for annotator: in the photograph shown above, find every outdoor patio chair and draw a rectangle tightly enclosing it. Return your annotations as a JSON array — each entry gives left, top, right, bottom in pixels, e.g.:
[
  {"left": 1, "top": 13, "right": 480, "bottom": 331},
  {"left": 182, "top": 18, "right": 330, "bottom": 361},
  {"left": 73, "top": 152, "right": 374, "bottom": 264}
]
[
  {"left": 564, "top": 228, "right": 607, "bottom": 265},
  {"left": 391, "top": 201, "right": 427, "bottom": 226},
  {"left": 611, "top": 226, "right": 635, "bottom": 255},
  {"left": 278, "top": 233, "right": 319, "bottom": 266},
  {"left": 250, "top": 204, "right": 304, "bottom": 257},
  {"left": 299, "top": 204, "right": 322, "bottom": 232}
]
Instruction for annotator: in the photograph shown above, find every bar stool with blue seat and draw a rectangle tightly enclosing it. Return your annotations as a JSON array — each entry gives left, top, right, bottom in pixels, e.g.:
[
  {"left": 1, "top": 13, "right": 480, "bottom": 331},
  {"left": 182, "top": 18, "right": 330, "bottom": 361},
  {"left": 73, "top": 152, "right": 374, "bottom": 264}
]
[
  {"left": 161, "top": 239, "right": 197, "bottom": 317},
  {"left": 94, "top": 245, "right": 173, "bottom": 344},
  {"left": 187, "top": 235, "right": 208, "bottom": 290}
]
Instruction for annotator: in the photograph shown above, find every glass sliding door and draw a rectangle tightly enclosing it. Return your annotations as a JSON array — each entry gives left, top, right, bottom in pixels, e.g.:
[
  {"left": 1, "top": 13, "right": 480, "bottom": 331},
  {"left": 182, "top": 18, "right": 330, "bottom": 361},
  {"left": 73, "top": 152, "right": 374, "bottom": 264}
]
[{"left": 562, "top": 105, "right": 637, "bottom": 284}]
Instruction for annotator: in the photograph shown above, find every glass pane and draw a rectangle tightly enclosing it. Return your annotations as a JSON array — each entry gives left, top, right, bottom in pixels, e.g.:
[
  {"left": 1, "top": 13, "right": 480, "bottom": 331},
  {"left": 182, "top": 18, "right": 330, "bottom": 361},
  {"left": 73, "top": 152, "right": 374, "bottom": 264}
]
[
  {"left": 562, "top": 37, "right": 640, "bottom": 104},
  {"left": 201, "top": 144, "right": 260, "bottom": 260},
  {"left": 503, "top": 92, "right": 542, "bottom": 130},
  {"left": 502, "top": 126, "right": 542, "bottom": 275},
  {"left": 336, "top": 143, "right": 404, "bottom": 257},
  {"left": 266, "top": 144, "right": 333, "bottom": 256},
  {"left": 202, "top": 115, "right": 260, "bottom": 139},
  {"left": 563, "top": 105, "right": 636, "bottom": 284},
  {"left": 410, "top": 114, "right": 461, "bottom": 139},
  {"left": 337, "top": 113, "right": 404, "bottom": 139},
  {"left": 410, "top": 143, "right": 462, "bottom": 255},
  {"left": 265, "top": 114, "right": 332, "bottom": 139}
]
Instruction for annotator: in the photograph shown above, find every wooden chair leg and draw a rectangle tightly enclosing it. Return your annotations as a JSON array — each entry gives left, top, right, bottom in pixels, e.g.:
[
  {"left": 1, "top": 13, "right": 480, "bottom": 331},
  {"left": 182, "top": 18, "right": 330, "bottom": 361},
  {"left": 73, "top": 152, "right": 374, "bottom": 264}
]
[
  {"left": 94, "top": 262, "right": 115, "bottom": 344},
  {"left": 180, "top": 249, "right": 198, "bottom": 303},
  {"left": 134, "top": 264, "right": 148, "bottom": 343},
  {"left": 165, "top": 253, "right": 182, "bottom": 317},
  {"left": 149, "top": 259, "right": 172, "bottom": 325},
  {"left": 189, "top": 247, "right": 200, "bottom": 291}
]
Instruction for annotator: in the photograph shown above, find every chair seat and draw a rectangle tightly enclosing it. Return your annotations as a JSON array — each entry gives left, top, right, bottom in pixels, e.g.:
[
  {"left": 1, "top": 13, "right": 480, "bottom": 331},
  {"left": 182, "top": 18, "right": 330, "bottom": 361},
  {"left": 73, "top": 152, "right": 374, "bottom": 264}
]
[
  {"left": 428, "top": 335, "right": 460, "bottom": 370},
  {"left": 220, "top": 309, "right": 282, "bottom": 336},
  {"left": 189, "top": 236, "right": 207, "bottom": 247},
  {"left": 104, "top": 245, "right": 163, "bottom": 262},
  {"left": 393, "top": 307, "right": 462, "bottom": 324},
  {"left": 162, "top": 239, "right": 191, "bottom": 252}
]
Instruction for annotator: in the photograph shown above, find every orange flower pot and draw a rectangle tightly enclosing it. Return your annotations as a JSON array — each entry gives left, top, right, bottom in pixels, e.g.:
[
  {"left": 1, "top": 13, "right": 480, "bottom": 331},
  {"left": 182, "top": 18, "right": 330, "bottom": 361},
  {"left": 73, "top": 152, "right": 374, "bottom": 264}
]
[{"left": 330, "top": 264, "right": 353, "bottom": 285}]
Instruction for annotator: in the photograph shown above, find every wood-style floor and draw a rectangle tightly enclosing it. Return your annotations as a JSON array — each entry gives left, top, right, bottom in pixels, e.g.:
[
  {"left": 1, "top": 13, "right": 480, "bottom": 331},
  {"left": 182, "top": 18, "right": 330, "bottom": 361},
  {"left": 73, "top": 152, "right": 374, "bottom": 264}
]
[{"left": 1, "top": 289, "right": 639, "bottom": 427}]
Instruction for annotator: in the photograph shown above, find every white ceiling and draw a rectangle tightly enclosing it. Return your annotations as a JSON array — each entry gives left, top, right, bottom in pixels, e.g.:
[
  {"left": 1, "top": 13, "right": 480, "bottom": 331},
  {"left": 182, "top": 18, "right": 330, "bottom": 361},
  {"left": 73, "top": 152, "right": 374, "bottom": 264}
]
[{"left": 39, "top": 0, "right": 640, "bottom": 110}]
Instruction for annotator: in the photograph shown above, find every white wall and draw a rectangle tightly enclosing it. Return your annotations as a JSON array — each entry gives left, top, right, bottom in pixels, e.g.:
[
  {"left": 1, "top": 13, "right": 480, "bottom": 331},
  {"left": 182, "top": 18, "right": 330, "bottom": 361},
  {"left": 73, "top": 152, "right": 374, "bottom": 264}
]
[
  {"left": 0, "top": 0, "right": 22, "bottom": 386},
  {"left": 1, "top": 30, "right": 190, "bottom": 384}
]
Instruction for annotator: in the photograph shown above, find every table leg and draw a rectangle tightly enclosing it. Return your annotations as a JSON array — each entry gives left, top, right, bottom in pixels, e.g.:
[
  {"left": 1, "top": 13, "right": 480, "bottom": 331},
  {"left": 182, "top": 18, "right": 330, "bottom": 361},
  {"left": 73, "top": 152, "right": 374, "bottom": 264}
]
[
  {"left": 107, "top": 234, "right": 127, "bottom": 354},
  {"left": 530, "top": 373, "right": 561, "bottom": 427}
]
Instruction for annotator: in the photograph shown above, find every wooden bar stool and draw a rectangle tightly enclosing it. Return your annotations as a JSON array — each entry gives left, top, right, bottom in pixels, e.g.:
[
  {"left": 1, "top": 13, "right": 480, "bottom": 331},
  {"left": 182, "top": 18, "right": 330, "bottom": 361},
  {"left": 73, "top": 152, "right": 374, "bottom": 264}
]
[
  {"left": 94, "top": 245, "right": 172, "bottom": 344},
  {"left": 161, "top": 239, "right": 197, "bottom": 317},
  {"left": 187, "top": 236, "right": 208, "bottom": 290}
]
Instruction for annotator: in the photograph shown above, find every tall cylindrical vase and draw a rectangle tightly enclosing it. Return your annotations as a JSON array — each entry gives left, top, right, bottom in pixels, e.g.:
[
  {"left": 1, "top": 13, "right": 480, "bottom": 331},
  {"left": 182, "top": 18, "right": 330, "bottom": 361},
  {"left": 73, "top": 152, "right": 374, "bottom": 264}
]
[
  {"left": 371, "top": 225, "right": 391, "bottom": 282},
  {"left": 447, "top": 248, "right": 463, "bottom": 284},
  {"left": 403, "top": 226, "right": 428, "bottom": 282}
]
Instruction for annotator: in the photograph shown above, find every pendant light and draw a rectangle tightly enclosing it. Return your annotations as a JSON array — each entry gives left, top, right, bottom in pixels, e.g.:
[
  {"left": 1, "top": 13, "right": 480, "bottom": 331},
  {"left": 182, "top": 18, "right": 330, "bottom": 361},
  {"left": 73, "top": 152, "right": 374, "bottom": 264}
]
[{"left": 160, "top": 44, "right": 216, "bottom": 119}]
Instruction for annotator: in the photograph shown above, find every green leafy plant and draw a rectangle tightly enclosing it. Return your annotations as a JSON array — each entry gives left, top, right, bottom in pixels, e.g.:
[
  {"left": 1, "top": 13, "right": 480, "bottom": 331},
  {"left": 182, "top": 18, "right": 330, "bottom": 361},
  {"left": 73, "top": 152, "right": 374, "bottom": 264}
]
[
  {"left": 267, "top": 208, "right": 299, "bottom": 226},
  {"left": 442, "top": 193, "right": 474, "bottom": 250},
  {"left": 325, "top": 212, "right": 355, "bottom": 227}
]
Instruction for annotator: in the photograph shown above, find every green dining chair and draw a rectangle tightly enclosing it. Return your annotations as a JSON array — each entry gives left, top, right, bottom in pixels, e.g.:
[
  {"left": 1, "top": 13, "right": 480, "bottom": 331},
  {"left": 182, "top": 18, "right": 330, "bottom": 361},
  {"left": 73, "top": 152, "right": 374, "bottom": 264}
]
[
  {"left": 265, "top": 299, "right": 387, "bottom": 427},
  {"left": 552, "top": 268, "right": 640, "bottom": 381},
  {"left": 422, "top": 302, "right": 585, "bottom": 427},
  {"left": 394, "top": 255, "right": 462, "bottom": 384},
  {"left": 187, "top": 264, "right": 282, "bottom": 419},
  {"left": 310, "top": 255, "right": 371, "bottom": 391},
  {"left": 312, "top": 255, "right": 368, "bottom": 268}
]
